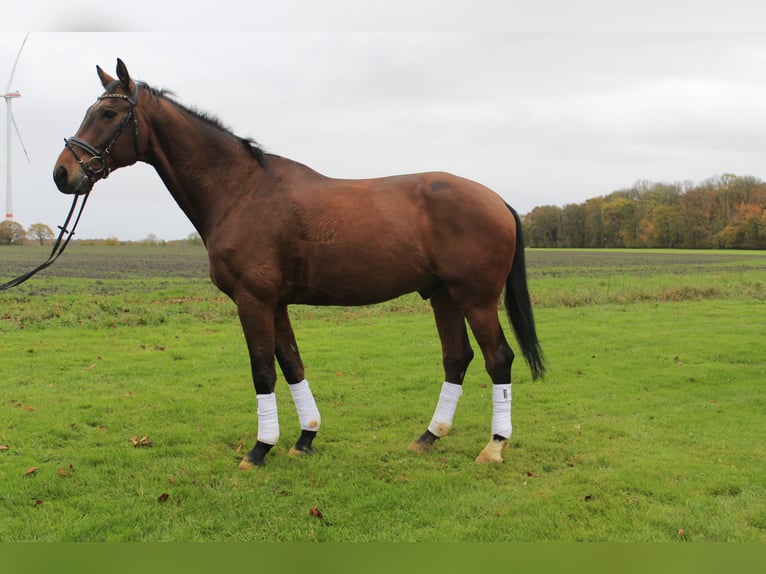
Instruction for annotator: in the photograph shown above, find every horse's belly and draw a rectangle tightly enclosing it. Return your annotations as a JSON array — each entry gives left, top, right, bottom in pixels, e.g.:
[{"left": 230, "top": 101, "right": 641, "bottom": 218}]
[{"left": 285, "top": 242, "right": 431, "bottom": 306}]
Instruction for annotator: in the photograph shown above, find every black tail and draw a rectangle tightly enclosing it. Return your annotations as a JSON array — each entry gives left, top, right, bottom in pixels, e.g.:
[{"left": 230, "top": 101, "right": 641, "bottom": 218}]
[{"left": 504, "top": 205, "right": 545, "bottom": 380}]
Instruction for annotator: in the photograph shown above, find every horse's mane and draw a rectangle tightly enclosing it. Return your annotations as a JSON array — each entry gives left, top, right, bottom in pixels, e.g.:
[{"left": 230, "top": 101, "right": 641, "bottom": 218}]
[{"left": 140, "top": 82, "right": 267, "bottom": 166}]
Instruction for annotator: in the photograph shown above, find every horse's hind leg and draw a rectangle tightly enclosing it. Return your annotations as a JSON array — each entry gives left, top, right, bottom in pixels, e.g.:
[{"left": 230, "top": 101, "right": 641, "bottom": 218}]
[
  {"left": 464, "top": 305, "right": 515, "bottom": 464},
  {"left": 408, "top": 285, "right": 474, "bottom": 452},
  {"left": 275, "top": 306, "right": 321, "bottom": 456}
]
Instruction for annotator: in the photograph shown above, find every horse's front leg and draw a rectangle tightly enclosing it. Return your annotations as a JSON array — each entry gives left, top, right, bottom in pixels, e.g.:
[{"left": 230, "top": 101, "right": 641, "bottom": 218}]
[
  {"left": 275, "top": 305, "right": 321, "bottom": 456},
  {"left": 235, "top": 295, "right": 280, "bottom": 469}
]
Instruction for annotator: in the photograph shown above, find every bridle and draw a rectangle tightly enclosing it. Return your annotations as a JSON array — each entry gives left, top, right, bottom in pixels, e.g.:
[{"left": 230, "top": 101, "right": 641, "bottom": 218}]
[{"left": 63, "top": 81, "right": 142, "bottom": 183}]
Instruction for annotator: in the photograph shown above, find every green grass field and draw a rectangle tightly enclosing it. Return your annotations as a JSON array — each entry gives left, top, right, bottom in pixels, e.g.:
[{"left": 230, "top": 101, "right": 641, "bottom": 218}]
[{"left": 1, "top": 244, "right": 764, "bottom": 541}]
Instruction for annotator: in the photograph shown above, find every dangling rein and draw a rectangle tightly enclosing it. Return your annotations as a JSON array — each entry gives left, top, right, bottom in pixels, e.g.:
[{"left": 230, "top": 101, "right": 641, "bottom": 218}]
[{"left": 0, "top": 191, "right": 90, "bottom": 291}]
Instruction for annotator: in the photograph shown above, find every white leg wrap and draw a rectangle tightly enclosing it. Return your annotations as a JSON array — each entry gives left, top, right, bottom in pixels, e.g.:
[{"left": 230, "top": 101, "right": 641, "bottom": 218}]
[
  {"left": 256, "top": 392, "right": 280, "bottom": 445},
  {"left": 427, "top": 382, "right": 463, "bottom": 437},
  {"left": 289, "top": 379, "right": 321, "bottom": 431},
  {"left": 491, "top": 384, "right": 512, "bottom": 439}
]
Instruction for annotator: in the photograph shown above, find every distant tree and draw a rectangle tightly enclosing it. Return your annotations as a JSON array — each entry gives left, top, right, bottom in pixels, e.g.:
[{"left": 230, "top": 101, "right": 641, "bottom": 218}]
[
  {"left": 679, "top": 188, "right": 715, "bottom": 248},
  {"left": 187, "top": 231, "right": 203, "bottom": 246},
  {"left": 642, "top": 182, "right": 682, "bottom": 209},
  {"left": 583, "top": 197, "right": 605, "bottom": 247},
  {"left": 601, "top": 197, "right": 636, "bottom": 247},
  {"left": 647, "top": 205, "right": 683, "bottom": 247},
  {"left": 27, "top": 223, "right": 55, "bottom": 246},
  {"left": 718, "top": 203, "right": 766, "bottom": 249},
  {"left": 0, "top": 220, "right": 26, "bottom": 245},
  {"left": 523, "top": 205, "right": 561, "bottom": 247},
  {"left": 559, "top": 203, "right": 587, "bottom": 247},
  {"left": 633, "top": 219, "right": 653, "bottom": 247}
]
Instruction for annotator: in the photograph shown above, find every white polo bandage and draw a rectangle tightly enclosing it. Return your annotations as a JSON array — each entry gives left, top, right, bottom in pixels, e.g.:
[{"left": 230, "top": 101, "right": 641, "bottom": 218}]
[
  {"left": 256, "top": 392, "right": 280, "bottom": 445},
  {"left": 491, "top": 383, "right": 512, "bottom": 439},
  {"left": 427, "top": 382, "right": 463, "bottom": 437},
  {"left": 289, "top": 379, "right": 321, "bottom": 431}
]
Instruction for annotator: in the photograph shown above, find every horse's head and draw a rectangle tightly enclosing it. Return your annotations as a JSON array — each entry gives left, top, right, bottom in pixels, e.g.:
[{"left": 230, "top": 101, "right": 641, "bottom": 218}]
[{"left": 53, "top": 59, "right": 145, "bottom": 195}]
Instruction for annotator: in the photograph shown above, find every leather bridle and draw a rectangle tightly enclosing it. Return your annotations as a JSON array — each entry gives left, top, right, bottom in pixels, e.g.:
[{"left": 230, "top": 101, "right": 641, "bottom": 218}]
[{"left": 63, "top": 81, "right": 142, "bottom": 183}]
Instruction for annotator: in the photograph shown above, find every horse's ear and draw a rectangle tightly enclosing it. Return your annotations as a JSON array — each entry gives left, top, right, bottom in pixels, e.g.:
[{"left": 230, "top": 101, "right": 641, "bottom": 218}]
[
  {"left": 97, "top": 65, "right": 115, "bottom": 89},
  {"left": 116, "top": 58, "right": 132, "bottom": 90}
]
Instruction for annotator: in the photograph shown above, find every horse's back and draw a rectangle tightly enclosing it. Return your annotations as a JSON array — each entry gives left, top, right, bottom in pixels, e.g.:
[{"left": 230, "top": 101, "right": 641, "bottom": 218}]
[{"left": 271, "top": 158, "right": 513, "bottom": 240}]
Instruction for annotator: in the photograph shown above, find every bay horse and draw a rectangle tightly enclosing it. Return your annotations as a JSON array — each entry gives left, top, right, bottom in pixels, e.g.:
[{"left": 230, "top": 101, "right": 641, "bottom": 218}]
[{"left": 53, "top": 60, "right": 544, "bottom": 468}]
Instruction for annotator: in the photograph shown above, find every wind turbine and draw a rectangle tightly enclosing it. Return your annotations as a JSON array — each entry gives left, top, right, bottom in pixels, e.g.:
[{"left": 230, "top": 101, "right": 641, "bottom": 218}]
[{"left": 3, "top": 33, "right": 31, "bottom": 220}]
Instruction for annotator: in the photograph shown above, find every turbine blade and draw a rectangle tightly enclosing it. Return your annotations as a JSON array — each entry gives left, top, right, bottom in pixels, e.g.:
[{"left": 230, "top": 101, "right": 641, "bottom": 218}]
[
  {"left": 9, "top": 109, "right": 31, "bottom": 164},
  {"left": 6, "top": 33, "right": 29, "bottom": 93}
]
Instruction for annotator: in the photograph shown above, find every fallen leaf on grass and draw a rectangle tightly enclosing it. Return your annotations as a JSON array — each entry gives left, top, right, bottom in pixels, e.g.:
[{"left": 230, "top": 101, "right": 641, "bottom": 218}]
[
  {"left": 57, "top": 468, "right": 69, "bottom": 477},
  {"left": 309, "top": 507, "right": 323, "bottom": 519},
  {"left": 0, "top": 445, "right": 9, "bottom": 451},
  {"left": 158, "top": 493, "right": 170, "bottom": 503},
  {"left": 130, "top": 435, "right": 153, "bottom": 447},
  {"left": 24, "top": 467, "right": 38, "bottom": 476},
  {"left": 23, "top": 405, "right": 36, "bottom": 411},
  {"left": 35, "top": 499, "right": 45, "bottom": 506}
]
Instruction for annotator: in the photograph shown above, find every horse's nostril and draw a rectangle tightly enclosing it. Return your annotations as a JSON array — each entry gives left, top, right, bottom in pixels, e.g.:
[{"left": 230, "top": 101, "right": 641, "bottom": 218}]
[{"left": 54, "top": 165, "right": 68, "bottom": 189}]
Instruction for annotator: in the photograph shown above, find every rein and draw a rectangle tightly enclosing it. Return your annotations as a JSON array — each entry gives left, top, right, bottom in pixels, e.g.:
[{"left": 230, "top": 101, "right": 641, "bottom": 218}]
[{"left": 0, "top": 191, "right": 91, "bottom": 291}]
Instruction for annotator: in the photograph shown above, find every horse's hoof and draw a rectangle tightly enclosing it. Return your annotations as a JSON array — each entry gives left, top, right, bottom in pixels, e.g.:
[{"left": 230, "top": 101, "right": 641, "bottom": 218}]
[
  {"left": 474, "top": 451, "right": 503, "bottom": 464},
  {"left": 288, "top": 446, "right": 312, "bottom": 457},
  {"left": 238, "top": 454, "right": 266, "bottom": 469},
  {"left": 475, "top": 438, "right": 507, "bottom": 464},
  {"left": 407, "top": 439, "right": 435, "bottom": 453},
  {"left": 408, "top": 429, "right": 439, "bottom": 453}
]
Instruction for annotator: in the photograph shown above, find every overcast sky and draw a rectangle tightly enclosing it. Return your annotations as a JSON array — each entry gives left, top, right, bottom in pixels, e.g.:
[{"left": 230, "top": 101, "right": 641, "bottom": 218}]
[{"left": 3, "top": 1, "right": 766, "bottom": 240}]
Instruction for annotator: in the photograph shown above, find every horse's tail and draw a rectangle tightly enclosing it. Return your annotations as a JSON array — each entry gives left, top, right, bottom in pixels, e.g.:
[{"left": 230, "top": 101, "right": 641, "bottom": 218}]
[{"left": 504, "top": 204, "right": 545, "bottom": 380}]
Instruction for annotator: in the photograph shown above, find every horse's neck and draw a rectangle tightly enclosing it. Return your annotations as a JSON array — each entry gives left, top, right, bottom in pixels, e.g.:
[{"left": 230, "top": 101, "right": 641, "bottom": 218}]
[{"left": 144, "top": 103, "right": 259, "bottom": 239}]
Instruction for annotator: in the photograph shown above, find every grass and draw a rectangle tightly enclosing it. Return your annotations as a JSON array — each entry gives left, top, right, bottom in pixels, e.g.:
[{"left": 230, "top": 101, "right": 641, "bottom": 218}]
[{"left": 1, "top": 245, "right": 765, "bottom": 541}]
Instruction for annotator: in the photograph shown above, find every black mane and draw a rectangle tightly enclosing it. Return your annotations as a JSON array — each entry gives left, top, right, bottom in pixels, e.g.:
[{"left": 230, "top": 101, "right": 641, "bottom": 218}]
[{"left": 140, "top": 82, "right": 267, "bottom": 166}]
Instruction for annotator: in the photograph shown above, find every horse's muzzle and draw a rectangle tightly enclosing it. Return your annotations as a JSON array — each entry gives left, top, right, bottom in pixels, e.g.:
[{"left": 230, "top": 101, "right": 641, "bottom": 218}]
[{"left": 53, "top": 163, "right": 94, "bottom": 196}]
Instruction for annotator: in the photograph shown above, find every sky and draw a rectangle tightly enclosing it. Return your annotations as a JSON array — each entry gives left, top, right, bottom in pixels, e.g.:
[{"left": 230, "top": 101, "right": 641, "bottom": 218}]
[{"left": 2, "top": 1, "right": 766, "bottom": 241}]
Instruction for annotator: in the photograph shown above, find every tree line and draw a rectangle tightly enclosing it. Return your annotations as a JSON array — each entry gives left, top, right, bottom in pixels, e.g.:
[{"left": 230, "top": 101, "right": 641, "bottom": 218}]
[{"left": 522, "top": 174, "right": 766, "bottom": 249}]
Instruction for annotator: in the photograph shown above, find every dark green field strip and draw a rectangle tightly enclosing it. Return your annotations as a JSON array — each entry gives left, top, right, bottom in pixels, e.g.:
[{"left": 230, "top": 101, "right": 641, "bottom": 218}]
[{"left": 526, "top": 249, "right": 766, "bottom": 278}]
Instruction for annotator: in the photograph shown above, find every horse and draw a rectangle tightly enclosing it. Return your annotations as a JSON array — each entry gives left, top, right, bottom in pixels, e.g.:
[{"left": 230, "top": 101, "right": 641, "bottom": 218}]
[{"left": 53, "top": 59, "right": 545, "bottom": 468}]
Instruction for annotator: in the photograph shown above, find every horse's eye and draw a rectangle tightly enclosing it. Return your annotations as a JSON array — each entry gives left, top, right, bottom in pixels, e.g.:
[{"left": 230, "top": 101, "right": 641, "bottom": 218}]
[{"left": 102, "top": 109, "right": 118, "bottom": 119}]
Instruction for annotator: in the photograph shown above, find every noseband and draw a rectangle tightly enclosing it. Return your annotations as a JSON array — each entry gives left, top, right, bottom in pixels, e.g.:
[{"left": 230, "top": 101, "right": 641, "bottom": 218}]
[{"left": 64, "top": 81, "right": 142, "bottom": 182}]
